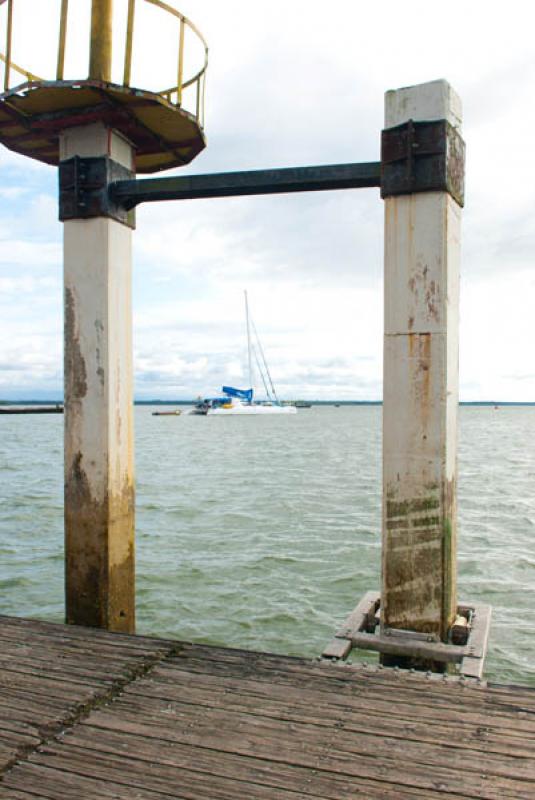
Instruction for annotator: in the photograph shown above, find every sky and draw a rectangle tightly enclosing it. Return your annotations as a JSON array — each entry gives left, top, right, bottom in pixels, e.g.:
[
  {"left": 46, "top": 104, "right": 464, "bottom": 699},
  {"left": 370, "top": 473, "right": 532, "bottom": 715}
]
[{"left": 0, "top": 0, "right": 534, "bottom": 401}]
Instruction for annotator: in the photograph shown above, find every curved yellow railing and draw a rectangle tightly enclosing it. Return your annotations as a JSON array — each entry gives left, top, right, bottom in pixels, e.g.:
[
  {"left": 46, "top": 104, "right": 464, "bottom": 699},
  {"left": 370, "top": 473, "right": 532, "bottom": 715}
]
[{"left": 0, "top": 0, "right": 208, "bottom": 127}]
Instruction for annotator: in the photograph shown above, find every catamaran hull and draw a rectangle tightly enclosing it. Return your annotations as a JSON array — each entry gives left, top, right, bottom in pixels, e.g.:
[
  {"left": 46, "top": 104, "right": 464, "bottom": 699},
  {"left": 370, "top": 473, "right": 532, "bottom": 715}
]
[{"left": 207, "top": 404, "right": 296, "bottom": 415}]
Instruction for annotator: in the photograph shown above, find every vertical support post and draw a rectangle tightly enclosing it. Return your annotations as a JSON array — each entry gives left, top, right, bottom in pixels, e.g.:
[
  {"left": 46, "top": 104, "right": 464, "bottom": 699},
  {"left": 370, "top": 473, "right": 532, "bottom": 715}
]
[
  {"left": 177, "top": 16, "right": 185, "bottom": 106},
  {"left": 89, "top": 0, "right": 113, "bottom": 82},
  {"left": 123, "top": 0, "right": 135, "bottom": 86},
  {"left": 381, "top": 80, "right": 463, "bottom": 651},
  {"left": 56, "top": 0, "right": 69, "bottom": 81},
  {"left": 4, "top": 0, "right": 13, "bottom": 91},
  {"left": 61, "top": 123, "right": 135, "bottom": 633}
]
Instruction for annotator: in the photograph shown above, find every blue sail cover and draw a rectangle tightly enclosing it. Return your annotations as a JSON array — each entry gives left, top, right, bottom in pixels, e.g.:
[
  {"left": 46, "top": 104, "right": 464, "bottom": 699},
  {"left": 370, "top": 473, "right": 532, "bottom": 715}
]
[{"left": 222, "top": 386, "right": 253, "bottom": 402}]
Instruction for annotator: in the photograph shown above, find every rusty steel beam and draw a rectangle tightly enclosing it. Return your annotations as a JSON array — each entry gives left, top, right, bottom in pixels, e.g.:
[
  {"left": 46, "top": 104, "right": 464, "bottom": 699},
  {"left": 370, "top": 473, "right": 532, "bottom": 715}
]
[{"left": 109, "top": 161, "right": 382, "bottom": 209}]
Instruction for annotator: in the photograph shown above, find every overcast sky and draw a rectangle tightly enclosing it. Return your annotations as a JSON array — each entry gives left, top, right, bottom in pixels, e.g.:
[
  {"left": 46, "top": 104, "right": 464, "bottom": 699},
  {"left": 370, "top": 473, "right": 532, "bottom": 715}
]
[{"left": 0, "top": 0, "right": 534, "bottom": 401}]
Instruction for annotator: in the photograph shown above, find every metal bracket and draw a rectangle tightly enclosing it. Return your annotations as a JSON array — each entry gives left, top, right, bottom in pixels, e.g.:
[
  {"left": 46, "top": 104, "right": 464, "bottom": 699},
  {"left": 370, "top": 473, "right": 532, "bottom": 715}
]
[
  {"left": 59, "top": 156, "right": 136, "bottom": 228},
  {"left": 381, "top": 119, "right": 465, "bottom": 206},
  {"left": 322, "top": 591, "right": 491, "bottom": 679}
]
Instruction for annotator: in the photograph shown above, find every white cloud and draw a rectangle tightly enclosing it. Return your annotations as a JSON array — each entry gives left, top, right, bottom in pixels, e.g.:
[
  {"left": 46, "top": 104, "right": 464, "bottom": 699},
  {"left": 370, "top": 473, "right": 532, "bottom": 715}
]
[{"left": 0, "top": 0, "right": 534, "bottom": 400}]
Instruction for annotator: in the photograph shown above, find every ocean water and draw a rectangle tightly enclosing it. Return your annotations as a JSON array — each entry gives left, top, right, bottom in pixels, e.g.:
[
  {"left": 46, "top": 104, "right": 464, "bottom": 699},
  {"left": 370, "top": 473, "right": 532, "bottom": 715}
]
[{"left": 0, "top": 405, "right": 534, "bottom": 686}]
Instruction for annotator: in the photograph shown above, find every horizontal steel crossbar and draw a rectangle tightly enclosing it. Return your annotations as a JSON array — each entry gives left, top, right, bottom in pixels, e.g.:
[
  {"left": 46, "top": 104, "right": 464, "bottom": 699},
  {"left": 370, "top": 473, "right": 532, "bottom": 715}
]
[{"left": 109, "top": 161, "right": 381, "bottom": 209}]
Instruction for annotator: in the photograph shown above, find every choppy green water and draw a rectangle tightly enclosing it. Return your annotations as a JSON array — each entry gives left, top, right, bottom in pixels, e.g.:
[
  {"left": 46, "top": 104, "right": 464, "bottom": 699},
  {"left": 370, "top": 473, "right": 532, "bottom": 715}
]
[{"left": 0, "top": 405, "right": 534, "bottom": 685}]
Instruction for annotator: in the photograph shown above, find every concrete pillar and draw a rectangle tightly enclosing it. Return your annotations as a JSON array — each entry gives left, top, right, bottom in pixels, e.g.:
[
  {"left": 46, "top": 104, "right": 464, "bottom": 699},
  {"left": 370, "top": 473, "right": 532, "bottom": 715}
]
[
  {"left": 61, "top": 123, "right": 135, "bottom": 633},
  {"left": 382, "top": 80, "right": 462, "bottom": 643}
]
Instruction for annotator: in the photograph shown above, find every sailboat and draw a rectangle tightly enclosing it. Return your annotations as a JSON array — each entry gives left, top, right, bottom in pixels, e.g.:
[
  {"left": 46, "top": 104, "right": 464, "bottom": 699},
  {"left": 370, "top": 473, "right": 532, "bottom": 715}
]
[{"left": 190, "top": 292, "right": 297, "bottom": 416}]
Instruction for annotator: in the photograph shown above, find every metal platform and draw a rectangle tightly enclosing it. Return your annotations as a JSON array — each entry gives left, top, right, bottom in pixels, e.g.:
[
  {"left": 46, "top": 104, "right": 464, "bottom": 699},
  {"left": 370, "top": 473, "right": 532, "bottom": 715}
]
[
  {"left": 0, "top": 80, "right": 206, "bottom": 173},
  {"left": 0, "top": 0, "right": 208, "bottom": 173}
]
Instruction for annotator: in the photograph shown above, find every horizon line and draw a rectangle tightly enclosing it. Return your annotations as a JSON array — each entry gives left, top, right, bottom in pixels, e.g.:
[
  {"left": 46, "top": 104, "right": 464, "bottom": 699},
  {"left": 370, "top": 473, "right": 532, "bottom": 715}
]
[{"left": 1, "top": 399, "right": 534, "bottom": 407}]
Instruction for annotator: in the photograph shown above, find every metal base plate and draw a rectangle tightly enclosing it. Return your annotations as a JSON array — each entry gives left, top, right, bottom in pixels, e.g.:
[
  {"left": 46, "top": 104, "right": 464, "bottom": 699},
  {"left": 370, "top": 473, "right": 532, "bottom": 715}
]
[{"left": 322, "top": 591, "right": 491, "bottom": 679}]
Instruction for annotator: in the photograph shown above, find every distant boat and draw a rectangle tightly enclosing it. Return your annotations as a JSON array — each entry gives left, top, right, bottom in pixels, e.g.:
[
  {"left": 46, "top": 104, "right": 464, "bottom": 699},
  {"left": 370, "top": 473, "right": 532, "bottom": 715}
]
[
  {"left": 152, "top": 410, "right": 182, "bottom": 416},
  {"left": 191, "top": 292, "right": 296, "bottom": 416}
]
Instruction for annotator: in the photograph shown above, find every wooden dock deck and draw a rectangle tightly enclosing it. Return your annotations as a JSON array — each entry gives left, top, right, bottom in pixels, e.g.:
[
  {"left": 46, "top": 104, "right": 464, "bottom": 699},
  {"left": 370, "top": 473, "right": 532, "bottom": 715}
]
[{"left": 1, "top": 615, "right": 534, "bottom": 799}]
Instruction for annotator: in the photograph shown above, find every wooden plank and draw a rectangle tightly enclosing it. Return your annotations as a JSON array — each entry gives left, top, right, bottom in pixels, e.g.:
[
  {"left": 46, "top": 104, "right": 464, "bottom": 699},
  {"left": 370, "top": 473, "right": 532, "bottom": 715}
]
[
  {"left": 7, "top": 748, "right": 374, "bottom": 800},
  {"left": 321, "top": 635, "right": 352, "bottom": 660},
  {"left": 73, "top": 707, "right": 533, "bottom": 798},
  {"left": 21, "top": 738, "right": 468, "bottom": 800},
  {"left": 461, "top": 604, "right": 492, "bottom": 679},
  {"left": 1, "top": 616, "right": 535, "bottom": 799},
  {"left": 322, "top": 591, "right": 379, "bottom": 658},
  {"left": 351, "top": 630, "right": 466, "bottom": 662},
  {"left": 0, "top": 617, "right": 176, "bottom": 778},
  {"left": 88, "top": 690, "right": 535, "bottom": 783},
  {"left": 2, "top": 763, "right": 176, "bottom": 800},
  {"left": 0, "top": 646, "right": 166, "bottom": 677},
  {"left": 0, "top": 626, "right": 171, "bottom": 658},
  {"left": 150, "top": 651, "right": 535, "bottom": 722},
  {"left": 0, "top": 615, "right": 177, "bottom": 653},
  {"left": 335, "top": 591, "right": 380, "bottom": 637},
  {"left": 133, "top": 674, "right": 535, "bottom": 743},
  {"left": 144, "top": 665, "right": 531, "bottom": 737},
  {"left": 120, "top": 676, "right": 535, "bottom": 759}
]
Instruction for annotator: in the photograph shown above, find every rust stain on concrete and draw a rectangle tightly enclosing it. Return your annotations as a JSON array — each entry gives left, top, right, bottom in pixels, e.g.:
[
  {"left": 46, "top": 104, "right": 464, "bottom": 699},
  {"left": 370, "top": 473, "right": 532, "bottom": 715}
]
[
  {"left": 407, "top": 259, "right": 442, "bottom": 327},
  {"left": 426, "top": 278, "right": 439, "bottom": 322},
  {"left": 64, "top": 288, "right": 87, "bottom": 399},
  {"left": 95, "top": 318, "right": 105, "bottom": 388},
  {"left": 108, "top": 476, "right": 135, "bottom": 633}
]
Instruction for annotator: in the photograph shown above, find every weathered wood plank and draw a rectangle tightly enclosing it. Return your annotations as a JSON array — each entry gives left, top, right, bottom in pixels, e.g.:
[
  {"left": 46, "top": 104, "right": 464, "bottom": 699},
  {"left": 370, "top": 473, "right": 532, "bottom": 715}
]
[
  {"left": 144, "top": 655, "right": 535, "bottom": 731},
  {"left": 0, "top": 617, "right": 177, "bottom": 779},
  {"left": 20, "top": 739, "right": 469, "bottom": 800},
  {"left": 75, "top": 710, "right": 532, "bottom": 798},
  {"left": 0, "top": 615, "right": 177, "bottom": 653},
  {"left": 166, "top": 642, "right": 535, "bottom": 711},
  {"left": 119, "top": 678, "right": 535, "bottom": 759},
  {"left": 461, "top": 604, "right": 492, "bottom": 679},
  {"left": 1, "top": 616, "right": 535, "bottom": 799},
  {"left": 322, "top": 590, "right": 379, "bottom": 659},
  {"left": 2, "top": 763, "right": 176, "bottom": 800}
]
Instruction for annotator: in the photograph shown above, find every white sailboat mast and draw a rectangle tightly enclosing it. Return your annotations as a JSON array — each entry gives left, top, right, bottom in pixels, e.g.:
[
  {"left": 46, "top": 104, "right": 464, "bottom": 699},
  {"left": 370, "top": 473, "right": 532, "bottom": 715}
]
[
  {"left": 251, "top": 318, "right": 278, "bottom": 404},
  {"left": 244, "top": 289, "right": 253, "bottom": 391}
]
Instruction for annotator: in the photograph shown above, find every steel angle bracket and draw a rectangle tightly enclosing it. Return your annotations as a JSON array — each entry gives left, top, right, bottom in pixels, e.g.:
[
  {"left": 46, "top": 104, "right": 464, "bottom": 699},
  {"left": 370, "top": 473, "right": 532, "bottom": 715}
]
[
  {"left": 381, "top": 118, "right": 465, "bottom": 206},
  {"left": 322, "top": 592, "right": 491, "bottom": 679},
  {"left": 59, "top": 155, "right": 136, "bottom": 228}
]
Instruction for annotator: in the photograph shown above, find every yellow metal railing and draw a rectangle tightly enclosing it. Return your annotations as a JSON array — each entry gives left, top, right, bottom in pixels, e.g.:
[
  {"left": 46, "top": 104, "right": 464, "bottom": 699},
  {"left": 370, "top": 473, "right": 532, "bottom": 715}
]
[{"left": 0, "top": 0, "right": 208, "bottom": 126}]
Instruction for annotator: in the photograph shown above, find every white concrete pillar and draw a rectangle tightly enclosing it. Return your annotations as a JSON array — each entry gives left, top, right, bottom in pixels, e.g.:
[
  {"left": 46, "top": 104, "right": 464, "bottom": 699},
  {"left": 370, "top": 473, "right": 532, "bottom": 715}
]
[
  {"left": 382, "top": 80, "right": 462, "bottom": 642},
  {"left": 61, "top": 123, "right": 135, "bottom": 632}
]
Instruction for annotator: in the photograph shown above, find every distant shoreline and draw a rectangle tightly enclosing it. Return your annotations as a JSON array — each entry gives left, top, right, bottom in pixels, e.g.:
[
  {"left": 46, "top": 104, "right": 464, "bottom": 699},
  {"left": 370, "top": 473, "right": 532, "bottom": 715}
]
[{"left": 1, "top": 400, "right": 534, "bottom": 408}]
